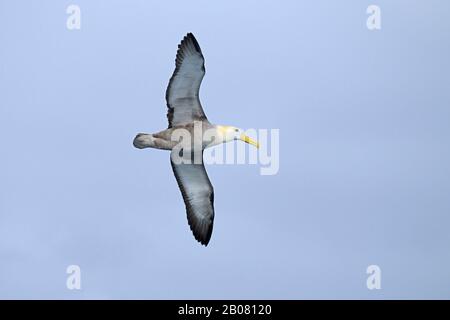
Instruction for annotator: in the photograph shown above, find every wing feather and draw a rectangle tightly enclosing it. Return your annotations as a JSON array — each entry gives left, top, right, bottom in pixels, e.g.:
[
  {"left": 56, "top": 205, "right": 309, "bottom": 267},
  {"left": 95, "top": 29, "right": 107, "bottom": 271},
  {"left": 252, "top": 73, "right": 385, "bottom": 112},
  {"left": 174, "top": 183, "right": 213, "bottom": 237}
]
[
  {"left": 170, "top": 150, "right": 214, "bottom": 246},
  {"left": 166, "top": 33, "right": 207, "bottom": 128}
]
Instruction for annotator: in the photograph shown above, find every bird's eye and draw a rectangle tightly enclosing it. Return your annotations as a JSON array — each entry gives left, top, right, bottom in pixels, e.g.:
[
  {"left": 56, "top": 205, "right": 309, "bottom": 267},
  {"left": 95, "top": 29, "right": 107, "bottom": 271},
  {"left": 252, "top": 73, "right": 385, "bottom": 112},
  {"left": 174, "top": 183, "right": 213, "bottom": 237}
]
[{"left": 235, "top": 129, "right": 239, "bottom": 132}]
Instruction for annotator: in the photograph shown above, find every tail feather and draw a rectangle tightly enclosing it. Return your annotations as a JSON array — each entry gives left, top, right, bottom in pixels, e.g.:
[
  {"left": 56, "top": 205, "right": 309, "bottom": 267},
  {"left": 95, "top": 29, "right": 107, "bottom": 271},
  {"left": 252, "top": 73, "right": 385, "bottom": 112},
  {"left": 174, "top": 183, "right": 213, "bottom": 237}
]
[{"left": 133, "top": 133, "right": 153, "bottom": 149}]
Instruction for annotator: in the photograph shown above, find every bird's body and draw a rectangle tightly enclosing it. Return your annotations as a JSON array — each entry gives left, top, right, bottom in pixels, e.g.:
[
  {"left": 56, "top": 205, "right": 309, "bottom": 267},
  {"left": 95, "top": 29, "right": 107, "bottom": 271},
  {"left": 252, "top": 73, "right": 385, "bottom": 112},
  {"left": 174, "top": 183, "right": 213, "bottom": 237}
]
[
  {"left": 133, "top": 33, "right": 258, "bottom": 246},
  {"left": 134, "top": 121, "right": 216, "bottom": 151}
]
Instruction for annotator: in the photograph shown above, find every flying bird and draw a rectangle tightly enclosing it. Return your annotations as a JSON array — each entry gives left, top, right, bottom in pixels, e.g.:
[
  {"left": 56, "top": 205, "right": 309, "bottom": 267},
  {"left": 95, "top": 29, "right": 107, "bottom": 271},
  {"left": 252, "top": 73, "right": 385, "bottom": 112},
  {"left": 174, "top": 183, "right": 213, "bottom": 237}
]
[{"left": 133, "top": 33, "right": 259, "bottom": 246}]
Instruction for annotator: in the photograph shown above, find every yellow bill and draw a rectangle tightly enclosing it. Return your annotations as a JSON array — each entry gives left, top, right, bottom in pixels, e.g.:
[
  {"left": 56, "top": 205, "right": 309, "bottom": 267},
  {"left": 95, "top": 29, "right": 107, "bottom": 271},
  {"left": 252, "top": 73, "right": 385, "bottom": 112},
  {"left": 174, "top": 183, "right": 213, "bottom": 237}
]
[{"left": 240, "top": 134, "right": 260, "bottom": 148}]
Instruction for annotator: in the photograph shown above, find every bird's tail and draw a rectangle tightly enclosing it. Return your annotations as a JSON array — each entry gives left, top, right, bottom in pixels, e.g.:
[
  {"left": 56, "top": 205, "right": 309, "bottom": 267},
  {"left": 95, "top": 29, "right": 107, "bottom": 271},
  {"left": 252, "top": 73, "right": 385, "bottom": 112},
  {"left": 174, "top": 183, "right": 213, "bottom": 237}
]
[{"left": 133, "top": 133, "right": 154, "bottom": 149}]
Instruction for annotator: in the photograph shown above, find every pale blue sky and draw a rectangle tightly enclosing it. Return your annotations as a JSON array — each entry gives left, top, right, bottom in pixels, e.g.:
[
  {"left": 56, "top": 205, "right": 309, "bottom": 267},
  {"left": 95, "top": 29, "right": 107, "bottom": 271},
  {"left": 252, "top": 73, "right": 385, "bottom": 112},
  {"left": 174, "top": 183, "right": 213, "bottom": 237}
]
[{"left": 1, "top": 0, "right": 450, "bottom": 299}]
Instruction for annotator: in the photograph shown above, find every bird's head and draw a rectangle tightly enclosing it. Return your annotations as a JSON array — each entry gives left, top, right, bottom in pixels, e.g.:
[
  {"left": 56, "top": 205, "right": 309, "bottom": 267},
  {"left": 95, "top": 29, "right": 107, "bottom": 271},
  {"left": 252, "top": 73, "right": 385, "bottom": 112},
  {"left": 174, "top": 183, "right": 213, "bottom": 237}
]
[{"left": 217, "top": 125, "right": 259, "bottom": 148}]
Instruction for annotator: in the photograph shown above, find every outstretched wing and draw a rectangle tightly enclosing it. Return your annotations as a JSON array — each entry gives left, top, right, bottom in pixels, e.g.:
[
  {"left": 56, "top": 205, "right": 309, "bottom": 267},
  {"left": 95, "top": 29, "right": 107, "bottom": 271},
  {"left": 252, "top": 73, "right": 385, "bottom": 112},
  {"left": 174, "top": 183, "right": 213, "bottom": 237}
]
[
  {"left": 166, "top": 33, "right": 208, "bottom": 128},
  {"left": 170, "top": 150, "right": 214, "bottom": 246}
]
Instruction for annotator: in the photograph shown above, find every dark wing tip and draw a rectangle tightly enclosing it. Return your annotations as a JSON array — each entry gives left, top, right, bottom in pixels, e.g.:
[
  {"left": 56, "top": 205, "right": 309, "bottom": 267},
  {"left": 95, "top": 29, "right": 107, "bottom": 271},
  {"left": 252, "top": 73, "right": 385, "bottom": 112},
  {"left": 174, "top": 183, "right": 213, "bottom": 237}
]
[
  {"left": 185, "top": 33, "right": 202, "bottom": 53},
  {"left": 175, "top": 32, "right": 204, "bottom": 68},
  {"left": 187, "top": 214, "right": 214, "bottom": 246}
]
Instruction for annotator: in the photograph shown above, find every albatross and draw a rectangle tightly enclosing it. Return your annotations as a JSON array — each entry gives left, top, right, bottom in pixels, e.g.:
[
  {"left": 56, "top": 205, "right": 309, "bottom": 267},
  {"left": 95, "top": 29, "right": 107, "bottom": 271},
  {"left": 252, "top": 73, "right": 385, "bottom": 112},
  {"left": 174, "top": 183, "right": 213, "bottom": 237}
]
[{"left": 133, "top": 33, "right": 259, "bottom": 246}]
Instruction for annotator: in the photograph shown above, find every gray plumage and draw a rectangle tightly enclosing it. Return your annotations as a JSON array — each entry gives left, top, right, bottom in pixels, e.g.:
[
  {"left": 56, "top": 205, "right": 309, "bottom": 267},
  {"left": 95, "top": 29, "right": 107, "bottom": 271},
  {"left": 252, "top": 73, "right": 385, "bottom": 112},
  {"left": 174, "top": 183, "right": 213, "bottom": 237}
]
[
  {"left": 134, "top": 33, "right": 214, "bottom": 246},
  {"left": 133, "top": 33, "right": 259, "bottom": 246},
  {"left": 166, "top": 33, "right": 207, "bottom": 128}
]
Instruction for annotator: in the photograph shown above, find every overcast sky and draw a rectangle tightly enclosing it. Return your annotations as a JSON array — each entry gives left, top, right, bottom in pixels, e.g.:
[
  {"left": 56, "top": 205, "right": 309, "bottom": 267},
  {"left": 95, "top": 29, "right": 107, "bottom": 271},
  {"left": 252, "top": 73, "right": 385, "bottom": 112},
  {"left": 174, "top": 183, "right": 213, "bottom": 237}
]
[{"left": 1, "top": 0, "right": 450, "bottom": 299}]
